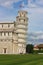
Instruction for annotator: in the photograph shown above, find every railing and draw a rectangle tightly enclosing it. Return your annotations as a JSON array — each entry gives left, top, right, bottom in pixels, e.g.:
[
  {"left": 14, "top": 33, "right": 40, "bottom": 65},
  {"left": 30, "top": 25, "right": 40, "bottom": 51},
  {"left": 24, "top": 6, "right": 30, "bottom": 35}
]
[
  {"left": 0, "top": 27, "right": 16, "bottom": 31},
  {"left": 17, "top": 22, "right": 28, "bottom": 25}
]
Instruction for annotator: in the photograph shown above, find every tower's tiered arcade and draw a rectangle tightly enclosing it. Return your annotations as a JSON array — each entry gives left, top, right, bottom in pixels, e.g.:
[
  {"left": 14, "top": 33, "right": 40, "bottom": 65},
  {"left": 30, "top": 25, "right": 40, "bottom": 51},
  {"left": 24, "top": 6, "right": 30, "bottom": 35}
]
[{"left": 16, "top": 11, "right": 28, "bottom": 54}]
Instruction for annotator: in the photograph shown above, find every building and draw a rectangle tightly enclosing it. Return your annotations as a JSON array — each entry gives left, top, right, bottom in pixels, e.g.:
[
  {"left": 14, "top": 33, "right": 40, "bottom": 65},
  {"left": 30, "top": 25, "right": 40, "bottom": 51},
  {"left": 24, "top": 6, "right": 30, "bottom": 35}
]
[
  {"left": 0, "top": 10, "right": 28, "bottom": 54},
  {"left": 38, "top": 44, "right": 43, "bottom": 50},
  {"left": 33, "top": 44, "right": 43, "bottom": 50},
  {"left": 33, "top": 45, "right": 39, "bottom": 50}
]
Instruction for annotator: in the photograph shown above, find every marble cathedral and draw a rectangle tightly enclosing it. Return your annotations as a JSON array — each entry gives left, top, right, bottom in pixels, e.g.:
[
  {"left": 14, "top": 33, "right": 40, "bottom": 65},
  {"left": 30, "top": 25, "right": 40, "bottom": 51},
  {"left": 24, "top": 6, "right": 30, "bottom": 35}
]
[{"left": 0, "top": 11, "right": 28, "bottom": 54}]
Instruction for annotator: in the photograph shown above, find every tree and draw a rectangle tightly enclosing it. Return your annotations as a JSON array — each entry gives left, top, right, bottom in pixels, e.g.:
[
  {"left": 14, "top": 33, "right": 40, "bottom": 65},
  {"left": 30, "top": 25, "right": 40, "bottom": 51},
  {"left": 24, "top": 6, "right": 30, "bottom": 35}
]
[{"left": 26, "top": 44, "right": 34, "bottom": 53}]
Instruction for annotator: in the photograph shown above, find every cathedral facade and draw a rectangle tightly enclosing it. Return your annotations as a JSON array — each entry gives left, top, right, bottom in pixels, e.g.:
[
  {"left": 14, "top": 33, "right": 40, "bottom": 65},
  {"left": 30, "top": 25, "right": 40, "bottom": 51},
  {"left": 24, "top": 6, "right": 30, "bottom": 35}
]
[{"left": 0, "top": 11, "right": 28, "bottom": 54}]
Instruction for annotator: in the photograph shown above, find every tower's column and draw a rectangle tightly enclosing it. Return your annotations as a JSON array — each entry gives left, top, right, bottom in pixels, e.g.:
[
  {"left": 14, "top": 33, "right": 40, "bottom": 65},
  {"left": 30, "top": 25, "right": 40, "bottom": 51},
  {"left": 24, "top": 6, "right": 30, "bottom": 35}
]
[{"left": 16, "top": 11, "right": 28, "bottom": 54}]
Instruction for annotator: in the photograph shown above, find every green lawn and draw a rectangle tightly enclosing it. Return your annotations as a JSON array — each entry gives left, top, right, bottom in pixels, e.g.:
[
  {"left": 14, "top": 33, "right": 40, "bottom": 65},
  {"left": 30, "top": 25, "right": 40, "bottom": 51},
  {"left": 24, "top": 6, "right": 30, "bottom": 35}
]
[{"left": 0, "top": 54, "right": 43, "bottom": 65}]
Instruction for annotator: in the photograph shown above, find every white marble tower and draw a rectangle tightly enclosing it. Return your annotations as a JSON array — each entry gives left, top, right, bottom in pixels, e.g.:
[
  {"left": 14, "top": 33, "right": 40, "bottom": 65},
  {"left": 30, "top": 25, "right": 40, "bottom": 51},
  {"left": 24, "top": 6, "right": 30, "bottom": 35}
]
[{"left": 16, "top": 11, "right": 28, "bottom": 54}]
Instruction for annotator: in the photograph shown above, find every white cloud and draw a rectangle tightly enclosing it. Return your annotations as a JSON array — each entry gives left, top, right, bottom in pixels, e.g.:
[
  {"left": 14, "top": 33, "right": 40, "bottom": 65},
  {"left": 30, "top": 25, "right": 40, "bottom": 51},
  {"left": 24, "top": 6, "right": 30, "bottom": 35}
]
[
  {"left": 0, "top": 0, "right": 22, "bottom": 8},
  {"left": 36, "top": 0, "right": 43, "bottom": 6},
  {"left": 26, "top": 0, "right": 43, "bottom": 8},
  {"left": 0, "top": 0, "right": 43, "bottom": 8},
  {"left": 22, "top": 7, "right": 43, "bottom": 14},
  {"left": 0, "top": 1, "right": 12, "bottom": 8},
  {"left": 27, "top": 0, "right": 37, "bottom": 8},
  {"left": 29, "top": 31, "right": 43, "bottom": 40},
  {"left": 20, "top": 0, "right": 43, "bottom": 14},
  {"left": 21, "top": 0, "right": 38, "bottom": 8},
  {"left": 34, "top": 31, "right": 43, "bottom": 34}
]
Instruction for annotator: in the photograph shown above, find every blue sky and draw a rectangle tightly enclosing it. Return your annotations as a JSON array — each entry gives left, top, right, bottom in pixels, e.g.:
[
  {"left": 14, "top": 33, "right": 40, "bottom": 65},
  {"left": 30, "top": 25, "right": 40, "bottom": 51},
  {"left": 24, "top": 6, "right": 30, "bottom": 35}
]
[
  {"left": 0, "top": 0, "right": 43, "bottom": 32},
  {"left": 0, "top": 0, "right": 43, "bottom": 33},
  {"left": 0, "top": 0, "right": 43, "bottom": 44}
]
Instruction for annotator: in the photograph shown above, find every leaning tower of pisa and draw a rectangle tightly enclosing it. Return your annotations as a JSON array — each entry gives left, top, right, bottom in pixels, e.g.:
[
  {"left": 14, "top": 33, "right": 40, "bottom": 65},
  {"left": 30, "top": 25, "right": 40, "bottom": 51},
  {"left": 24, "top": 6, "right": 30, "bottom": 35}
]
[{"left": 16, "top": 10, "right": 28, "bottom": 54}]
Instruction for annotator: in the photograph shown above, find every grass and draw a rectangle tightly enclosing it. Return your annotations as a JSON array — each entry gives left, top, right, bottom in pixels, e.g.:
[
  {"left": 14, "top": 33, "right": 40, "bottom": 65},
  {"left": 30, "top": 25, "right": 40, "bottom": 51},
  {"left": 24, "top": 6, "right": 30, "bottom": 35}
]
[{"left": 0, "top": 54, "right": 43, "bottom": 65}]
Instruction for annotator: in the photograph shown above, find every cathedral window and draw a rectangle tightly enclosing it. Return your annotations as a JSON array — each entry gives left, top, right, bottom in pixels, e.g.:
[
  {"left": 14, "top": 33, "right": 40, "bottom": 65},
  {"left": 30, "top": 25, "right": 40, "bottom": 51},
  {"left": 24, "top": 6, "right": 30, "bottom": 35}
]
[
  {"left": 16, "top": 33, "right": 18, "bottom": 35},
  {"left": 8, "top": 32, "right": 9, "bottom": 36},
  {"left": 1, "top": 33, "right": 2, "bottom": 36},
  {"left": 8, "top": 24, "right": 10, "bottom": 27},
  {"left": 4, "top": 33, "right": 6, "bottom": 36},
  {"left": 2, "top": 24, "right": 3, "bottom": 28},
  {"left": 19, "top": 19, "right": 21, "bottom": 21},
  {"left": 24, "top": 19, "right": 25, "bottom": 22}
]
